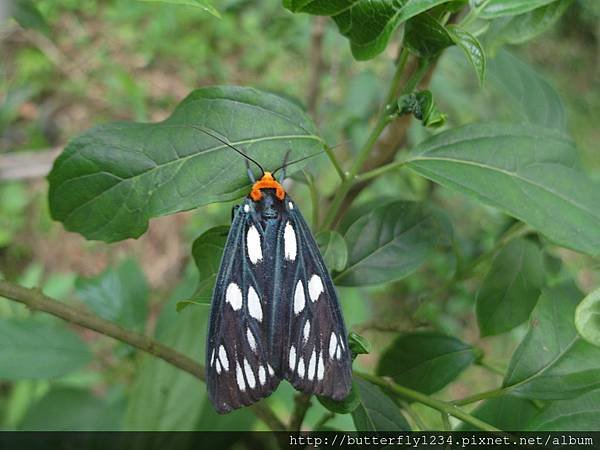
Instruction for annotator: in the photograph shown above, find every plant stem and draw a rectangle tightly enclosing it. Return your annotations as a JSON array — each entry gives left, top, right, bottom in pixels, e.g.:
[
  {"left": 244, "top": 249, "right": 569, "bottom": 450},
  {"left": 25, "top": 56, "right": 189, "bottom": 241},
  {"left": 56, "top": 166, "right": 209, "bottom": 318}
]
[
  {"left": 476, "top": 358, "right": 506, "bottom": 377},
  {"left": 313, "top": 411, "right": 335, "bottom": 430},
  {"left": 452, "top": 386, "right": 508, "bottom": 407},
  {"left": 398, "top": 400, "right": 427, "bottom": 431},
  {"left": 441, "top": 412, "right": 451, "bottom": 431},
  {"left": 0, "top": 280, "right": 287, "bottom": 432},
  {"left": 355, "top": 371, "right": 501, "bottom": 432},
  {"left": 289, "top": 393, "right": 312, "bottom": 431},
  {"left": 356, "top": 158, "right": 408, "bottom": 183},
  {"left": 323, "top": 144, "right": 346, "bottom": 182}
]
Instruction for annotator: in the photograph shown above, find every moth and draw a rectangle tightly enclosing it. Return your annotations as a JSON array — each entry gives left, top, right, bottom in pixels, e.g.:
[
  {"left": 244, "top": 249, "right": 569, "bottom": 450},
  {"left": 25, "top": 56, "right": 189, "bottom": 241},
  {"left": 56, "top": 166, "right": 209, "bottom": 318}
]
[{"left": 202, "top": 129, "right": 352, "bottom": 413}]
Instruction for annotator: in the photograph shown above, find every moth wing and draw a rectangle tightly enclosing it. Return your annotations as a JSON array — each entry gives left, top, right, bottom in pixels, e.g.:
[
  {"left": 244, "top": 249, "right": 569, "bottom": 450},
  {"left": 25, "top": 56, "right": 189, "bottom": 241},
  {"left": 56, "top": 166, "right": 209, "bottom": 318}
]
[
  {"left": 206, "top": 206, "right": 280, "bottom": 413},
  {"left": 280, "top": 199, "right": 352, "bottom": 400}
]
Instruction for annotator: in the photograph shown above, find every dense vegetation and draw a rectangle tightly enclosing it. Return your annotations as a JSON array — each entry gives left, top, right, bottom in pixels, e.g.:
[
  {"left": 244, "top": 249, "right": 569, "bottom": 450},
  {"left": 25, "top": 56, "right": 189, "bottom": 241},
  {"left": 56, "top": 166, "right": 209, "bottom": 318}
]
[{"left": 0, "top": 0, "right": 599, "bottom": 439}]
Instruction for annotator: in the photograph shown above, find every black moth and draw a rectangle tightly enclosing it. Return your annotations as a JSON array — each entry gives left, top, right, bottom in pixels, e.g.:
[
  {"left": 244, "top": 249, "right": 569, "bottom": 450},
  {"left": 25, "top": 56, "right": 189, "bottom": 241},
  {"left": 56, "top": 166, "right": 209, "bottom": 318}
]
[{"left": 202, "top": 130, "right": 352, "bottom": 413}]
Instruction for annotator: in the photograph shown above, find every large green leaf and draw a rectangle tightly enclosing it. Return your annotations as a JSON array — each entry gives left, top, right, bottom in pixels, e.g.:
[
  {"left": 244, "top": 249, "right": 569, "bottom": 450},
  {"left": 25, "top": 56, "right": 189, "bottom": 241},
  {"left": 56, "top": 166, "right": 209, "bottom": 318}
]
[
  {"left": 19, "top": 387, "right": 123, "bottom": 430},
  {"left": 503, "top": 283, "right": 600, "bottom": 400},
  {"left": 336, "top": 201, "right": 446, "bottom": 286},
  {"left": 0, "top": 318, "right": 91, "bottom": 380},
  {"left": 457, "top": 395, "right": 540, "bottom": 431},
  {"left": 283, "top": 0, "right": 360, "bottom": 15},
  {"left": 448, "top": 26, "right": 486, "bottom": 85},
  {"left": 406, "top": 123, "right": 600, "bottom": 257},
  {"left": 377, "top": 332, "right": 478, "bottom": 394},
  {"left": 527, "top": 390, "right": 600, "bottom": 431},
  {"left": 125, "top": 268, "right": 207, "bottom": 430},
  {"left": 332, "top": 0, "right": 454, "bottom": 60},
  {"left": 486, "top": 0, "right": 574, "bottom": 49},
  {"left": 487, "top": 50, "right": 566, "bottom": 130},
  {"left": 575, "top": 287, "right": 600, "bottom": 348},
  {"left": 75, "top": 259, "right": 148, "bottom": 330},
  {"left": 48, "top": 86, "right": 322, "bottom": 243},
  {"left": 476, "top": 238, "right": 544, "bottom": 337},
  {"left": 352, "top": 377, "right": 411, "bottom": 431},
  {"left": 480, "top": 0, "right": 559, "bottom": 18}
]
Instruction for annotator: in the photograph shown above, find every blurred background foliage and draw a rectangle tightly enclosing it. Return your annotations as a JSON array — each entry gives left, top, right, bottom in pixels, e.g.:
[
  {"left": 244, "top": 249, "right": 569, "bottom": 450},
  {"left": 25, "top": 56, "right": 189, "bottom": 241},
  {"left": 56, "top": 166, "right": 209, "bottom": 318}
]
[{"left": 0, "top": 0, "right": 599, "bottom": 435}]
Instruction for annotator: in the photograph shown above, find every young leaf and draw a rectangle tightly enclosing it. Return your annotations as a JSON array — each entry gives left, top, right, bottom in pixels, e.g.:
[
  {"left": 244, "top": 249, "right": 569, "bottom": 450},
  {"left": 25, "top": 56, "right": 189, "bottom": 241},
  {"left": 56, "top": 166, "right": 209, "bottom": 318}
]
[
  {"left": 316, "top": 230, "right": 348, "bottom": 272},
  {"left": 487, "top": 50, "right": 566, "bottom": 130},
  {"left": 527, "top": 390, "right": 600, "bottom": 431},
  {"left": 476, "top": 238, "right": 544, "bottom": 337},
  {"left": 0, "top": 318, "right": 91, "bottom": 380},
  {"left": 332, "top": 0, "right": 454, "bottom": 60},
  {"left": 377, "top": 332, "right": 478, "bottom": 394},
  {"left": 75, "top": 259, "right": 149, "bottom": 330},
  {"left": 48, "top": 86, "right": 323, "bottom": 243},
  {"left": 348, "top": 331, "right": 371, "bottom": 356},
  {"left": 398, "top": 90, "right": 447, "bottom": 128},
  {"left": 138, "top": 0, "right": 220, "bottom": 18},
  {"left": 575, "top": 287, "right": 600, "bottom": 348},
  {"left": 406, "top": 123, "right": 600, "bottom": 257},
  {"left": 19, "top": 387, "right": 123, "bottom": 430},
  {"left": 336, "top": 201, "right": 446, "bottom": 286},
  {"left": 403, "top": 13, "right": 454, "bottom": 58},
  {"left": 447, "top": 26, "right": 486, "bottom": 85},
  {"left": 352, "top": 378, "right": 411, "bottom": 431},
  {"left": 456, "top": 395, "right": 540, "bottom": 431},
  {"left": 480, "top": 0, "right": 558, "bottom": 19},
  {"left": 503, "top": 283, "right": 600, "bottom": 400}
]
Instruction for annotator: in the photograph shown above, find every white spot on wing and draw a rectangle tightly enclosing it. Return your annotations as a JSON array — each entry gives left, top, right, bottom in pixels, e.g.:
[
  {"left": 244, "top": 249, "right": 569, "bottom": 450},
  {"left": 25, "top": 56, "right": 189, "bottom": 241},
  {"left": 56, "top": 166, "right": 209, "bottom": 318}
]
[
  {"left": 244, "top": 358, "right": 256, "bottom": 389},
  {"left": 247, "top": 328, "right": 256, "bottom": 352},
  {"left": 247, "top": 225, "right": 263, "bottom": 264},
  {"left": 236, "top": 362, "right": 246, "bottom": 391},
  {"left": 248, "top": 286, "right": 262, "bottom": 322},
  {"left": 284, "top": 222, "right": 297, "bottom": 261},
  {"left": 308, "top": 350, "right": 316, "bottom": 381},
  {"left": 293, "top": 280, "right": 305, "bottom": 315},
  {"left": 328, "top": 332, "right": 337, "bottom": 359},
  {"left": 303, "top": 321, "right": 311, "bottom": 343},
  {"left": 339, "top": 336, "right": 345, "bottom": 351},
  {"left": 335, "top": 344, "right": 341, "bottom": 360},
  {"left": 258, "top": 366, "right": 266, "bottom": 385},
  {"left": 317, "top": 352, "right": 325, "bottom": 380},
  {"left": 243, "top": 204, "right": 250, "bottom": 213},
  {"left": 210, "top": 349, "right": 215, "bottom": 366},
  {"left": 267, "top": 364, "right": 275, "bottom": 376},
  {"left": 297, "top": 357, "right": 305, "bottom": 378},
  {"left": 308, "top": 275, "right": 324, "bottom": 302},
  {"left": 288, "top": 201, "right": 294, "bottom": 210},
  {"left": 216, "top": 359, "right": 222, "bottom": 374},
  {"left": 226, "top": 283, "right": 242, "bottom": 310},
  {"left": 289, "top": 346, "right": 296, "bottom": 371},
  {"left": 219, "top": 345, "right": 229, "bottom": 371}
]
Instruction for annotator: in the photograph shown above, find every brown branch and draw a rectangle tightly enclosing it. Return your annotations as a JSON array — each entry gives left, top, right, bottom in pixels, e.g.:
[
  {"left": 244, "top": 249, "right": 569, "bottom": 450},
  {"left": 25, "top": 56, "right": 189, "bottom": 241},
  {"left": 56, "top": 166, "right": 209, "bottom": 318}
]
[
  {"left": 0, "top": 147, "right": 62, "bottom": 181},
  {"left": 0, "top": 280, "right": 286, "bottom": 432},
  {"left": 306, "top": 16, "right": 327, "bottom": 120},
  {"left": 289, "top": 393, "right": 312, "bottom": 431}
]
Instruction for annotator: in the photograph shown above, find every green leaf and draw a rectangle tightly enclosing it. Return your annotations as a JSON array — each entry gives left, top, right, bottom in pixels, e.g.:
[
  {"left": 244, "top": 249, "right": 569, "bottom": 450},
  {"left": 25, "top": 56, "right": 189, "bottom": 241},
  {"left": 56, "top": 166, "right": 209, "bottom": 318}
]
[
  {"left": 138, "top": 0, "right": 220, "bottom": 18},
  {"left": 486, "top": 0, "right": 574, "bottom": 48},
  {"left": 448, "top": 26, "right": 486, "bottom": 85},
  {"left": 480, "top": 0, "right": 559, "bottom": 18},
  {"left": 403, "top": 13, "right": 454, "bottom": 58},
  {"left": 125, "top": 268, "right": 207, "bottom": 430},
  {"left": 348, "top": 331, "right": 372, "bottom": 356},
  {"left": 457, "top": 395, "right": 540, "bottom": 431},
  {"left": 377, "top": 332, "right": 478, "bottom": 394},
  {"left": 316, "top": 230, "right": 348, "bottom": 272},
  {"left": 0, "top": 318, "right": 91, "bottom": 380},
  {"left": 336, "top": 201, "right": 446, "bottom": 286},
  {"left": 476, "top": 238, "right": 544, "bottom": 337},
  {"left": 575, "top": 287, "right": 600, "bottom": 348},
  {"left": 75, "top": 259, "right": 148, "bottom": 330},
  {"left": 503, "top": 283, "right": 600, "bottom": 400},
  {"left": 332, "top": 0, "right": 454, "bottom": 60},
  {"left": 487, "top": 50, "right": 566, "bottom": 130},
  {"left": 48, "top": 86, "right": 322, "bottom": 243},
  {"left": 406, "top": 123, "right": 600, "bottom": 257},
  {"left": 12, "top": 0, "right": 50, "bottom": 35},
  {"left": 189, "top": 226, "right": 230, "bottom": 304},
  {"left": 283, "top": 0, "right": 360, "bottom": 15},
  {"left": 527, "top": 390, "right": 600, "bottom": 431},
  {"left": 398, "top": 90, "right": 447, "bottom": 128},
  {"left": 318, "top": 381, "right": 361, "bottom": 414},
  {"left": 352, "top": 377, "right": 411, "bottom": 431},
  {"left": 19, "top": 387, "right": 123, "bottom": 430}
]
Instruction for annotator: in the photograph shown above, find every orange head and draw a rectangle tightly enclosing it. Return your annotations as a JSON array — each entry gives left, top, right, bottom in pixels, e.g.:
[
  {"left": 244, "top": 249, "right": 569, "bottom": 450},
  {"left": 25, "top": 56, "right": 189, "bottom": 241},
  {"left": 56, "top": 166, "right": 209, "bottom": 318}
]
[{"left": 250, "top": 172, "right": 285, "bottom": 202}]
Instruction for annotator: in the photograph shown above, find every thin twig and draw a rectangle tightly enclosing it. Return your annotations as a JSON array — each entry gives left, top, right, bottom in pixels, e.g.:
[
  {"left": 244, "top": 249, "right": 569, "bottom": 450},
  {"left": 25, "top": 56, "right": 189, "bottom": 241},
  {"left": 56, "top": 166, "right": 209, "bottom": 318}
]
[
  {"left": 0, "top": 280, "right": 286, "bottom": 432},
  {"left": 289, "top": 393, "right": 312, "bottom": 431},
  {"left": 306, "top": 16, "right": 328, "bottom": 120}
]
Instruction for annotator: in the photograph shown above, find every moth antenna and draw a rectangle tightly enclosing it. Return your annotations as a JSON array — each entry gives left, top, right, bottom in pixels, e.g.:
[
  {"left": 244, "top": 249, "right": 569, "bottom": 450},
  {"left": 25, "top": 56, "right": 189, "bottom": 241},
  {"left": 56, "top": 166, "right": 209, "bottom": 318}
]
[
  {"left": 193, "top": 125, "right": 265, "bottom": 176},
  {"left": 272, "top": 149, "right": 327, "bottom": 177}
]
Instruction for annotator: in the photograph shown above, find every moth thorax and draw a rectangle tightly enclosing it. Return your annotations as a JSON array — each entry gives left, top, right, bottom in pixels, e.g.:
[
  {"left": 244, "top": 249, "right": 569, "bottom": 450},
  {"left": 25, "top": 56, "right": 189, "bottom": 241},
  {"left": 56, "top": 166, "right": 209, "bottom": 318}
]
[{"left": 250, "top": 172, "right": 285, "bottom": 201}]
